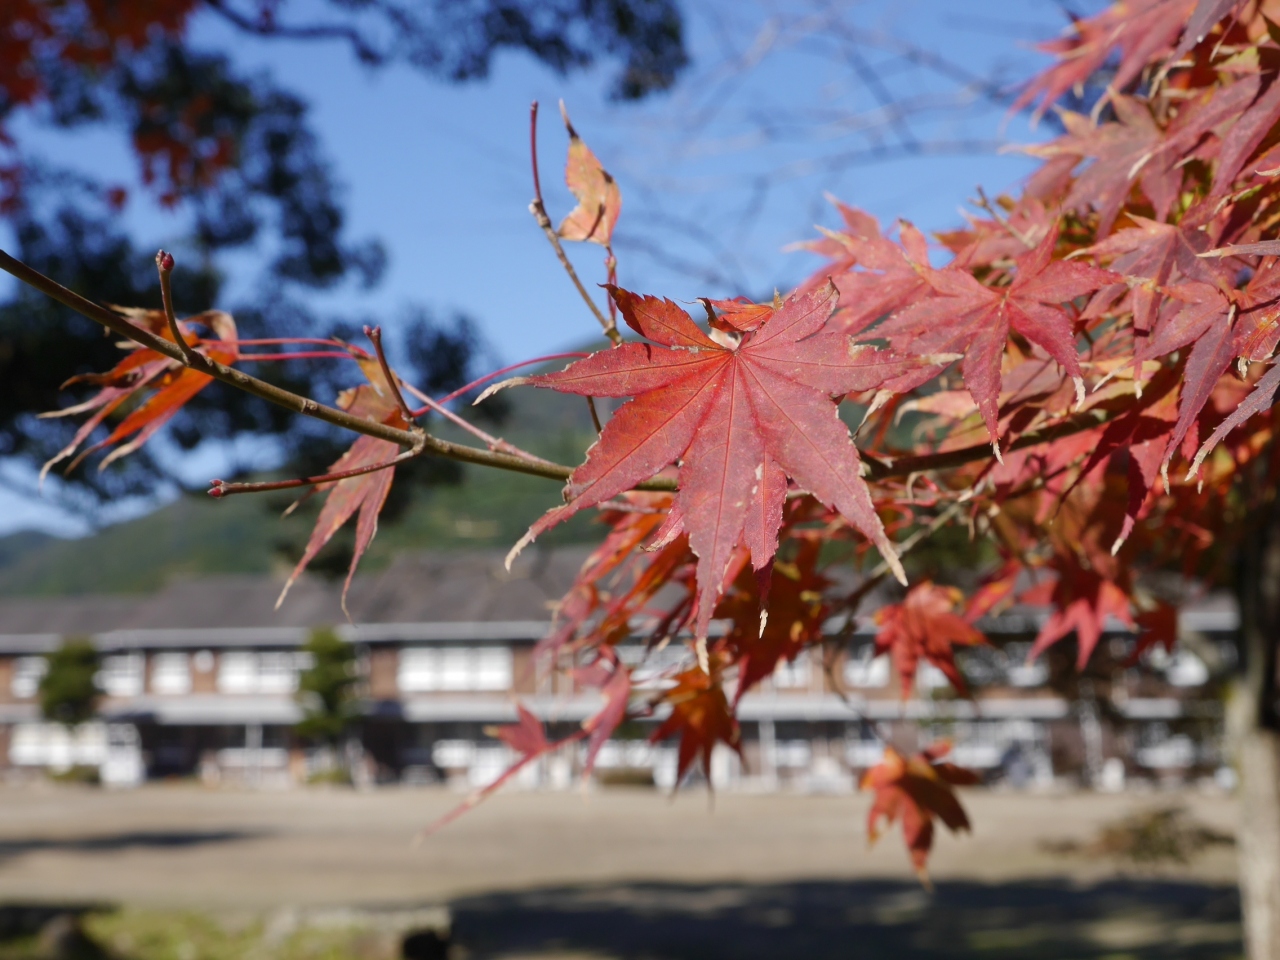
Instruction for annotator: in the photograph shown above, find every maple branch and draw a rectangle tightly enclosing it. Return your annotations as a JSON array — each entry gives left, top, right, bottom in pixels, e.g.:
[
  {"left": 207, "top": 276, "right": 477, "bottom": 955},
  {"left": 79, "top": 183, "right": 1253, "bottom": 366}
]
[
  {"left": 863, "top": 408, "right": 1117, "bottom": 481},
  {"left": 425, "top": 352, "right": 590, "bottom": 411},
  {"left": 208, "top": 452, "right": 414, "bottom": 497},
  {"left": 399, "top": 379, "right": 557, "bottom": 467},
  {"left": 529, "top": 102, "right": 622, "bottom": 346},
  {"left": 364, "top": 324, "right": 418, "bottom": 424},
  {"left": 0, "top": 248, "right": 669, "bottom": 487},
  {"left": 239, "top": 351, "right": 358, "bottom": 362},
  {"left": 0, "top": 248, "right": 1111, "bottom": 502},
  {"left": 586, "top": 396, "right": 604, "bottom": 434},
  {"left": 155, "top": 250, "right": 200, "bottom": 366}
]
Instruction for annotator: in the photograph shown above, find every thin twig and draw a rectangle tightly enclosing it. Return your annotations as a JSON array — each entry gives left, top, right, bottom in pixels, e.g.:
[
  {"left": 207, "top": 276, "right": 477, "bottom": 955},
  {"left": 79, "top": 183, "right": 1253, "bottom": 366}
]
[
  {"left": 239, "top": 351, "right": 358, "bottom": 362},
  {"left": 586, "top": 396, "right": 604, "bottom": 434},
  {"left": 399, "top": 380, "right": 557, "bottom": 467},
  {"left": 530, "top": 102, "right": 622, "bottom": 346},
  {"left": 209, "top": 451, "right": 416, "bottom": 497},
  {"left": 426, "top": 351, "right": 590, "bottom": 411},
  {"left": 155, "top": 250, "right": 199, "bottom": 365},
  {"left": 0, "top": 248, "right": 605, "bottom": 485},
  {"left": 364, "top": 325, "right": 418, "bottom": 424},
  {"left": 973, "top": 187, "right": 1035, "bottom": 250}
]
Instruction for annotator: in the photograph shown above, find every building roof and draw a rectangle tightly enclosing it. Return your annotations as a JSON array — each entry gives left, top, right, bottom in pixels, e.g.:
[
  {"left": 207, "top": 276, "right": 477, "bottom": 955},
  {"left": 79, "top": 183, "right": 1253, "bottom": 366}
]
[
  {"left": 0, "top": 545, "right": 1242, "bottom": 654},
  {"left": 0, "top": 547, "right": 591, "bottom": 651}
]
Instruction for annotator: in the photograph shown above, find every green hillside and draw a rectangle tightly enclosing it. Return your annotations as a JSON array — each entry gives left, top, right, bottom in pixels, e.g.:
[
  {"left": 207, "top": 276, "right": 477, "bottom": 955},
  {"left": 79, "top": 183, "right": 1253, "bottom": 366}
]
[{"left": 0, "top": 383, "right": 610, "bottom": 597}]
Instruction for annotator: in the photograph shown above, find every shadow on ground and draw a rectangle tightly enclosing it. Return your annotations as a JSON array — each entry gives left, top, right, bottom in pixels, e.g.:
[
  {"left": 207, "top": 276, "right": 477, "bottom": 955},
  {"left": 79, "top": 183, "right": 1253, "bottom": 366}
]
[
  {"left": 451, "top": 878, "right": 1243, "bottom": 959},
  {"left": 0, "top": 829, "right": 262, "bottom": 861}
]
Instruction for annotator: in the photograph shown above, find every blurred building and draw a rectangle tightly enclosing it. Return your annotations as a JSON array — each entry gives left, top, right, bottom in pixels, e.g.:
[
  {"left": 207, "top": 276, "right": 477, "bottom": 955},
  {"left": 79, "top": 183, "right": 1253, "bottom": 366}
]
[{"left": 0, "top": 549, "right": 1236, "bottom": 791}]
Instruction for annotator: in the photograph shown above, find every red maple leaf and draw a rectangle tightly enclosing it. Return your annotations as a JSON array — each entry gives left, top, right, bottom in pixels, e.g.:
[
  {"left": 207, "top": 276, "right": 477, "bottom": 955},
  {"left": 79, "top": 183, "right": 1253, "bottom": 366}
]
[
  {"left": 486, "top": 703, "right": 552, "bottom": 758},
  {"left": 877, "top": 228, "right": 1117, "bottom": 454},
  {"left": 1082, "top": 216, "right": 1224, "bottom": 338},
  {"left": 538, "top": 492, "right": 676, "bottom": 662},
  {"left": 1126, "top": 601, "right": 1180, "bottom": 666},
  {"left": 862, "top": 743, "right": 979, "bottom": 884},
  {"left": 648, "top": 661, "right": 741, "bottom": 787},
  {"left": 1028, "top": 97, "right": 1178, "bottom": 235},
  {"left": 873, "top": 582, "right": 988, "bottom": 699},
  {"left": 572, "top": 648, "right": 633, "bottom": 777},
  {"left": 1024, "top": 559, "right": 1134, "bottom": 668},
  {"left": 804, "top": 208, "right": 933, "bottom": 338},
  {"left": 506, "top": 282, "right": 923, "bottom": 639},
  {"left": 1189, "top": 360, "right": 1280, "bottom": 478},
  {"left": 720, "top": 538, "right": 831, "bottom": 701},
  {"left": 276, "top": 381, "right": 407, "bottom": 612},
  {"left": 1131, "top": 279, "right": 1252, "bottom": 475},
  {"left": 420, "top": 702, "right": 566, "bottom": 838},
  {"left": 1012, "top": 0, "right": 1195, "bottom": 121}
]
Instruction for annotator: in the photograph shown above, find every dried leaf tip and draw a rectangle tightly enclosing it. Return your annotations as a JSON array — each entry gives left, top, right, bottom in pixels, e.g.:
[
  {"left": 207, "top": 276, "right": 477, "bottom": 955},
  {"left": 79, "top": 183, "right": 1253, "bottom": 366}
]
[
  {"left": 474, "top": 376, "right": 530, "bottom": 405},
  {"left": 558, "top": 99, "right": 579, "bottom": 140}
]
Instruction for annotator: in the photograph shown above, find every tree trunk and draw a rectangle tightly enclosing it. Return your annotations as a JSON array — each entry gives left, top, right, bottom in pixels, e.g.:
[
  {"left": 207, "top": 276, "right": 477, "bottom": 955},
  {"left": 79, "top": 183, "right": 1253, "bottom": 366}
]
[
  {"left": 1237, "top": 724, "right": 1280, "bottom": 957},
  {"left": 1233, "top": 445, "right": 1280, "bottom": 960}
]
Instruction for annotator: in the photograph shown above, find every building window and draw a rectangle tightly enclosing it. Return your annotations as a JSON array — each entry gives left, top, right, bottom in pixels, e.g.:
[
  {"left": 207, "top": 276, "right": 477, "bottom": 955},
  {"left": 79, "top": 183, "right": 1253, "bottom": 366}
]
[
  {"left": 844, "top": 647, "right": 889, "bottom": 688},
  {"left": 258, "top": 652, "right": 300, "bottom": 694},
  {"left": 151, "top": 652, "right": 191, "bottom": 695},
  {"left": 773, "top": 652, "right": 811, "bottom": 689},
  {"left": 98, "top": 653, "right": 144, "bottom": 697},
  {"left": 1004, "top": 642, "right": 1048, "bottom": 687},
  {"left": 217, "top": 651, "right": 302, "bottom": 694},
  {"left": 399, "top": 646, "right": 512, "bottom": 692},
  {"left": 11, "top": 657, "right": 47, "bottom": 699}
]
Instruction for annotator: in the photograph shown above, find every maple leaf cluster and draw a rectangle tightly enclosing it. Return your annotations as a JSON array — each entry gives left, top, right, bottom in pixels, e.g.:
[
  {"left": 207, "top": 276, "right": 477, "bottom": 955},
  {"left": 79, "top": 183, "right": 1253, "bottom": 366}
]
[
  {"left": 484, "top": 0, "right": 1280, "bottom": 870},
  {"left": 30, "top": 0, "right": 1280, "bottom": 877}
]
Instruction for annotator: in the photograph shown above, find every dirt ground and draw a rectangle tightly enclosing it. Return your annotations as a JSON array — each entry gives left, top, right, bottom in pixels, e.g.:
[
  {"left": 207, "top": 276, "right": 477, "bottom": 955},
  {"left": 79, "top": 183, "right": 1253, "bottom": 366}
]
[{"left": 0, "top": 783, "right": 1245, "bottom": 958}]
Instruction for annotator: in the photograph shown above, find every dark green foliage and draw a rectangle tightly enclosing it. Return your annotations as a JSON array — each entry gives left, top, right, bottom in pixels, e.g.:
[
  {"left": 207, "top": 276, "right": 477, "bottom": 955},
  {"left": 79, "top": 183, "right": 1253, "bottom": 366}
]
[
  {"left": 3, "top": 0, "right": 685, "bottom": 515},
  {"left": 294, "top": 628, "right": 357, "bottom": 746},
  {"left": 39, "top": 637, "right": 100, "bottom": 727},
  {"left": 206, "top": 0, "right": 688, "bottom": 102}
]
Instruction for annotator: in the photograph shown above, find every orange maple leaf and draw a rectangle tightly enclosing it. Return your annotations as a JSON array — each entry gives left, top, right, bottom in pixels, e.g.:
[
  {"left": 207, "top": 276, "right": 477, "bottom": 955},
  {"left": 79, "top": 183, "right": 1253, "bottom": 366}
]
[
  {"left": 874, "top": 581, "right": 988, "bottom": 698},
  {"left": 862, "top": 743, "right": 979, "bottom": 886},
  {"left": 40, "top": 307, "right": 238, "bottom": 478},
  {"left": 649, "top": 660, "right": 741, "bottom": 788}
]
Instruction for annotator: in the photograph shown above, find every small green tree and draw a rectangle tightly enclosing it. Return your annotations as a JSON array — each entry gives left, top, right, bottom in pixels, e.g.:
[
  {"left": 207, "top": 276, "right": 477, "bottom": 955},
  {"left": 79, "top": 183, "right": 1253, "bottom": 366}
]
[
  {"left": 294, "top": 628, "right": 358, "bottom": 750},
  {"left": 39, "top": 637, "right": 99, "bottom": 728}
]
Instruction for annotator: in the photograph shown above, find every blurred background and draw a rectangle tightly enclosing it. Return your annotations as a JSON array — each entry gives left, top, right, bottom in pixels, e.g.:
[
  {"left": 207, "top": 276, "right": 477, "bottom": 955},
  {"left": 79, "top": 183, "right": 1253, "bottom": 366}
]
[{"left": 0, "top": 2, "right": 1246, "bottom": 958}]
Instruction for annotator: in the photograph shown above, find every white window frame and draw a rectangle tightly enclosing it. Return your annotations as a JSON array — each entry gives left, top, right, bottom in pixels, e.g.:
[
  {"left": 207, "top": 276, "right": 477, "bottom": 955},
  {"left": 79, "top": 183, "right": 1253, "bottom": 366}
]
[
  {"left": 150, "top": 652, "right": 192, "bottom": 695},
  {"left": 11, "top": 657, "right": 47, "bottom": 699},
  {"left": 98, "top": 653, "right": 144, "bottom": 698},
  {"left": 399, "top": 646, "right": 512, "bottom": 692}
]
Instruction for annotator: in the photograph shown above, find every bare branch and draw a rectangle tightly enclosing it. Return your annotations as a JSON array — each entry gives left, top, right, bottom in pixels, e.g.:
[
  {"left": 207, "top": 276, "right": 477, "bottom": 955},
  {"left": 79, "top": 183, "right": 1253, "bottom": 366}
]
[
  {"left": 0, "top": 248, "right": 634, "bottom": 486},
  {"left": 155, "top": 250, "right": 199, "bottom": 366},
  {"left": 399, "top": 379, "right": 557, "bottom": 467},
  {"left": 204, "top": 0, "right": 384, "bottom": 64},
  {"left": 0, "top": 250, "right": 1114, "bottom": 501},
  {"left": 364, "top": 325, "right": 418, "bottom": 424},
  {"left": 209, "top": 451, "right": 416, "bottom": 498},
  {"left": 529, "top": 102, "right": 622, "bottom": 346}
]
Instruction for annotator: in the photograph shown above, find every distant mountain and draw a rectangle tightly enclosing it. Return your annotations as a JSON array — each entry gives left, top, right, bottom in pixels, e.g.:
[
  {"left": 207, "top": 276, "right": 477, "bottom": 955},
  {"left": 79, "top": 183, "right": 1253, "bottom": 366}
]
[{"left": 0, "top": 377, "right": 612, "bottom": 597}]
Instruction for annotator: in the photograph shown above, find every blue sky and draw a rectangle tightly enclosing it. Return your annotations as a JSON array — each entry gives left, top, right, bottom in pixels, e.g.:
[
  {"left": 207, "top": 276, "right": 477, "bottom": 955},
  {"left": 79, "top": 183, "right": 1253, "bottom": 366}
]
[{"left": 0, "top": 0, "right": 1084, "bottom": 536}]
